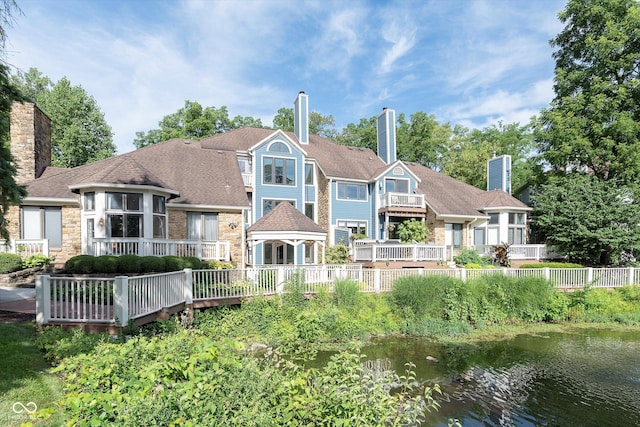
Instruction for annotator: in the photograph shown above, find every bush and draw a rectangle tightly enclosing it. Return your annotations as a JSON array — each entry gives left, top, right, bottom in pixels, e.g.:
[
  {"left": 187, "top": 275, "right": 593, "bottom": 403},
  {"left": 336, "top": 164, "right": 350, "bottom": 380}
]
[
  {"left": 325, "top": 243, "right": 349, "bottom": 264},
  {"left": 182, "top": 256, "right": 203, "bottom": 269},
  {"left": 202, "top": 260, "right": 234, "bottom": 269},
  {"left": 117, "top": 254, "right": 142, "bottom": 273},
  {"left": 453, "top": 249, "right": 490, "bottom": 267},
  {"left": 64, "top": 255, "right": 95, "bottom": 274},
  {"left": 334, "top": 278, "right": 360, "bottom": 308},
  {"left": 140, "top": 256, "right": 166, "bottom": 273},
  {"left": 162, "top": 255, "right": 184, "bottom": 271},
  {"left": 520, "top": 262, "right": 584, "bottom": 268},
  {"left": 93, "top": 255, "right": 119, "bottom": 274},
  {"left": 22, "top": 254, "right": 53, "bottom": 269},
  {"left": 391, "top": 275, "right": 456, "bottom": 319},
  {"left": 0, "top": 253, "right": 24, "bottom": 273}
]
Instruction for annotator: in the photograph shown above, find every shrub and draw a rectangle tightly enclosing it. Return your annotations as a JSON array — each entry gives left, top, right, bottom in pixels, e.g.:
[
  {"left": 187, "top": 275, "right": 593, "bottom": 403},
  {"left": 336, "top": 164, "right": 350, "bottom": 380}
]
[
  {"left": 520, "top": 262, "right": 584, "bottom": 268},
  {"left": 182, "top": 256, "right": 203, "bottom": 269},
  {"left": 64, "top": 255, "right": 95, "bottom": 274},
  {"left": 117, "top": 254, "right": 142, "bottom": 273},
  {"left": 325, "top": 243, "right": 349, "bottom": 264},
  {"left": 140, "top": 256, "right": 166, "bottom": 273},
  {"left": 202, "top": 260, "right": 234, "bottom": 269},
  {"left": 93, "top": 255, "right": 119, "bottom": 274},
  {"left": 391, "top": 275, "right": 456, "bottom": 319},
  {"left": 397, "top": 218, "right": 429, "bottom": 243},
  {"left": 22, "top": 254, "right": 53, "bottom": 269},
  {"left": 0, "top": 253, "right": 23, "bottom": 273},
  {"left": 162, "top": 255, "right": 184, "bottom": 271},
  {"left": 334, "top": 278, "right": 360, "bottom": 308},
  {"left": 453, "top": 249, "right": 490, "bottom": 267}
]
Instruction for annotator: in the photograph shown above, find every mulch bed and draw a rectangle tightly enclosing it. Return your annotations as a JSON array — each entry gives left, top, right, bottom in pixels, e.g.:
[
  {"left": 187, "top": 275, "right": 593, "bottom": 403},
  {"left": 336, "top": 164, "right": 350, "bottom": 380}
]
[{"left": 0, "top": 310, "right": 35, "bottom": 323}]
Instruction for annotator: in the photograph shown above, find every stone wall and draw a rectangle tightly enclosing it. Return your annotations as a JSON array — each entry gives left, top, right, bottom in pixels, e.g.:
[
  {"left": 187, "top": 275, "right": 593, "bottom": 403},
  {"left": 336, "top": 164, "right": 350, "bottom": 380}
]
[
  {"left": 426, "top": 209, "right": 445, "bottom": 244},
  {"left": 10, "top": 102, "right": 51, "bottom": 184},
  {"left": 316, "top": 170, "right": 330, "bottom": 240}
]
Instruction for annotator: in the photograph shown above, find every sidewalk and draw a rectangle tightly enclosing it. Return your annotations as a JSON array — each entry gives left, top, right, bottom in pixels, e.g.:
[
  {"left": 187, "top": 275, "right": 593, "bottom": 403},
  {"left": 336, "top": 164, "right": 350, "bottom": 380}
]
[{"left": 0, "top": 286, "right": 36, "bottom": 314}]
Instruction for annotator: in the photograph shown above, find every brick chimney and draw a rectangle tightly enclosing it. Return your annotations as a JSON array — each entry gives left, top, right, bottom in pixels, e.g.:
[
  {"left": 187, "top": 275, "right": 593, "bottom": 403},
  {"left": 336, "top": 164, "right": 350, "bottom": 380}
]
[{"left": 9, "top": 102, "right": 51, "bottom": 184}]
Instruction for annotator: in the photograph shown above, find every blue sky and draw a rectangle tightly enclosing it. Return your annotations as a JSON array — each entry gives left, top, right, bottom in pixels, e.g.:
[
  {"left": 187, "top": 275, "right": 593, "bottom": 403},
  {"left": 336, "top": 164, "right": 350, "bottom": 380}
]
[{"left": 6, "top": 0, "right": 566, "bottom": 154}]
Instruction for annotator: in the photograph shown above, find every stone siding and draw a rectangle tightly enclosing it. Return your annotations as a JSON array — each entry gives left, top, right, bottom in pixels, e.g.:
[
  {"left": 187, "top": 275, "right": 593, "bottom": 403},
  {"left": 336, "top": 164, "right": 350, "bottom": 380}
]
[
  {"left": 10, "top": 102, "right": 51, "bottom": 184},
  {"left": 316, "top": 170, "right": 330, "bottom": 240}
]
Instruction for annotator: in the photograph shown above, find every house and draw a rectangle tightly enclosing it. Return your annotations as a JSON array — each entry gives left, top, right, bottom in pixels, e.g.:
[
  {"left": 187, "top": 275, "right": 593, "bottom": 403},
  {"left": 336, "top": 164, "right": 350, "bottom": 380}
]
[{"left": 6, "top": 92, "right": 532, "bottom": 266}]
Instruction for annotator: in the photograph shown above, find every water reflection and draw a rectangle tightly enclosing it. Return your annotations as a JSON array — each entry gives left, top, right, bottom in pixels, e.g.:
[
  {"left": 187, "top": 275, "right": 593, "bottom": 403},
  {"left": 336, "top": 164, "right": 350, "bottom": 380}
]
[{"left": 314, "top": 328, "right": 640, "bottom": 426}]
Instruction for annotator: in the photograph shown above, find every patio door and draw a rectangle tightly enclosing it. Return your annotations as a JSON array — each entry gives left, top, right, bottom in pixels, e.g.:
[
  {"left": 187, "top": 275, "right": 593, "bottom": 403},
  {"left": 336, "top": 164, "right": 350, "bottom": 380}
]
[{"left": 445, "top": 223, "right": 462, "bottom": 249}]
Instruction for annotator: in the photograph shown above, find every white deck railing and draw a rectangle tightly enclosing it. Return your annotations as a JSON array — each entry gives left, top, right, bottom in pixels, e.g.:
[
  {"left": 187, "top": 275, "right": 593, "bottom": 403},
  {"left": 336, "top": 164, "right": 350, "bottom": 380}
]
[
  {"left": 242, "top": 173, "right": 252, "bottom": 186},
  {"left": 89, "top": 238, "right": 230, "bottom": 261},
  {"left": 353, "top": 243, "right": 447, "bottom": 262},
  {"left": 475, "top": 244, "right": 555, "bottom": 260},
  {"left": 378, "top": 192, "right": 425, "bottom": 209},
  {"left": 36, "top": 266, "right": 640, "bottom": 327},
  {"left": 0, "top": 239, "right": 49, "bottom": 257}
]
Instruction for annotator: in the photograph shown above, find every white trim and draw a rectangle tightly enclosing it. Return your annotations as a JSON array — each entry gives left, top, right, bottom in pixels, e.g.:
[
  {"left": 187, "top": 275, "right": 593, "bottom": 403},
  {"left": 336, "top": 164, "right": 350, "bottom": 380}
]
[
  {"left": 372, "top": 160, "right": 421, "bottom": 183},
  {"left": 69, "top": 183, "right": 180, "bottom": 196},
  {"left": 167, "top": 203, "right": 249, "bottom": 211},
  {"left": 482, "top": 205, "right": 533, "bottom": 212},
  {"left": 247, "top": 130, "right": 308, "bottom": 156},
  {"left": 22, "top": 197, "right": 78, "bottom": 206}
]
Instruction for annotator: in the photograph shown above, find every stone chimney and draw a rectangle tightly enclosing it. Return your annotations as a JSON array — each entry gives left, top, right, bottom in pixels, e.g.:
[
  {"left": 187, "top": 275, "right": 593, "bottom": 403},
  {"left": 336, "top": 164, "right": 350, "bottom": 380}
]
[
  {"left": 10, "top": 102, "right": 52, "bottom": 184},
  {"left": 376, "top": 107, "right": 396, "bottom": 164},
  {"left": 487, "top": 154, "right": 512, "bottom": 193},
  {"left": 294, "top": 91, "right": 309, "bottom": 144}
]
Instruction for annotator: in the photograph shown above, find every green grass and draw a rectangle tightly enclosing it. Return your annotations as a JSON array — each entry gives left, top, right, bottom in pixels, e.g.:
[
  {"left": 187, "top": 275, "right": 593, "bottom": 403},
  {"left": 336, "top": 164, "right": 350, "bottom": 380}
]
[{"left": 0, "top": 322, "right": 63, "bottom": 427}]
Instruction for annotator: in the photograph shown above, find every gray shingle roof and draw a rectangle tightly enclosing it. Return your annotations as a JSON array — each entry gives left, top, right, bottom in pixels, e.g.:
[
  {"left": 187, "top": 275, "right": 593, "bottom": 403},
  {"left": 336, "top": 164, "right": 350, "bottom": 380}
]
[
  {"left": 247, "top": 201, "right": 325, "bottom": 233},
  {"left": 406, "top": 162, "right": 528, "bottom": 217}
]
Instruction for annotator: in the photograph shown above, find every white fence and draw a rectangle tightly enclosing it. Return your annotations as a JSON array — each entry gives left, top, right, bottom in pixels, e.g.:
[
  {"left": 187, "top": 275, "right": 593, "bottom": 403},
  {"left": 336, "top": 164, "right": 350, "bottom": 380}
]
[
  {"left": 0, "top": 239, "right": 49, "bottom": 257},
  {"left": 35, "top": 265, "right": 640, "bottom": 327},
  {"left": 89, "top": 238, "right": 230, "bottom": 261}
]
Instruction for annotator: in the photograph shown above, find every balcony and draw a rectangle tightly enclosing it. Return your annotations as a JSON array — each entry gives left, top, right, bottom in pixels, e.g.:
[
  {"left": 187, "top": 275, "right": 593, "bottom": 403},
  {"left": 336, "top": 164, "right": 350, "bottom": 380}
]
[
  {"left": 378, "top": 192, "right": 425, "bottom": 209},
  {"left": 242, "top": 173, "right": 252, "bottom": 187},
  {"left": 89, "top": 238, "right": 230, "bottom": 261}
]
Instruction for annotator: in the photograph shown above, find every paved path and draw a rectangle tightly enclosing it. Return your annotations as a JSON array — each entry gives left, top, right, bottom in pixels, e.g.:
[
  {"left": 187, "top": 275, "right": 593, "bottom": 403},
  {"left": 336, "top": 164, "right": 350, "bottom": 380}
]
[{"left": 0, "top": 286, "right": 36, "bottom": 314}]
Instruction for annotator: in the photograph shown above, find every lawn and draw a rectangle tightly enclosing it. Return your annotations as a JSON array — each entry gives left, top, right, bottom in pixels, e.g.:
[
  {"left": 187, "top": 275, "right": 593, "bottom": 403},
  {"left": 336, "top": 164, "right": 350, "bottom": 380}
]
[{"left": 0, "top": 321, "right": 63, "bottom": 427}]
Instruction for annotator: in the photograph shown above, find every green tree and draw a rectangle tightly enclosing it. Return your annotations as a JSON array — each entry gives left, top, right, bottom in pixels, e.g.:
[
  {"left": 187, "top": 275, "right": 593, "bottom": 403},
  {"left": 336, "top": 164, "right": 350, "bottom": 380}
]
[
  {"left": 442, "top": 122, "right": 538, "bottom": 191},
  {"left": 335, "top": 116, "right": 377, "bottom": 150},
  {"left": 534, "top": 0, "right": 640, "bottom": 185},
  {"left": 0, "top": 0, "right": 20, "bottom": 51},
  {"left": 397, "top": 219, "right": 429, "bottom": 243},
  {"left": 272, "top": 107, "right": 337, "bottom": 139},
  {"left": 396, "top": 112, "right": 455, "bottom": 170},
  {"left": 12, "top": 69, "right": 115, "bottom": 167},
  {"left": 532, "top": 174, "right": 640, "bottom": 265},
  {"left": 0, "top": 64, "right": 27, "bottom": 240},
  {"left": 134, "top": 100, "right": 262, "bottom": 148}
]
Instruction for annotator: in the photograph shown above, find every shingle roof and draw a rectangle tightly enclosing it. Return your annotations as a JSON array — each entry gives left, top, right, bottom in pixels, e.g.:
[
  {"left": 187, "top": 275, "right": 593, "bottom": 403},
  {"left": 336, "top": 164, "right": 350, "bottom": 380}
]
[
  {"left": 406, "top": 162, "right": 528, "bottom": 217},
  {"left": 24, "top": 138, "right": 250, "bottom": 208},
  {"left": 200, "top": 128, "right": 386, "bottom": 181},
  {"left": 247, "top": 201, "right": 325, "bottom": 233}
]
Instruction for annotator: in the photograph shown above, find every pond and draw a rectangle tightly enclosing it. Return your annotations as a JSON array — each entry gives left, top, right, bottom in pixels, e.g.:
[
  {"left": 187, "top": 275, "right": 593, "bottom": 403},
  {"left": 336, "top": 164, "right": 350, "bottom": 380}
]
[{"left": 313, "top": 328, "right": 640, "bottom": 426}]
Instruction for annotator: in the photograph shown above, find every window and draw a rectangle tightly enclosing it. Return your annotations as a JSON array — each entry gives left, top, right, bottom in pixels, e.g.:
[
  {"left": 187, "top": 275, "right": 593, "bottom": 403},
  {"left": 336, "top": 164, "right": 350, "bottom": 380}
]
[
  {"left": 445, "top": 223, "right": 463, "bottom": 249},
  {"left": 509, "top": 213, "right": 525, "bottom": 225},
  {"left": 84, "top": 192, "right": 95, "bottom": 211},
  {"left": 305, "top": 163, "right": 314, "bottom": 185},
  {"left": 385, "top": 178, "right": 409, "bottom": 193},
  {"left": 263, "top": 199, "right": 295, "bottom": 216},
  {"left": 305, "top": 203, "right": 314, "bottom": 220},
  {"left": 153, "top": 195, "right": 167, "bottom": 238},
  {"left": 263, "top": 157, "right": 295, "bottom": 185},
  {"left": 337, "top": 182, "right": 366, "bottom": 200},
  {"left": 474, "top": 227, "right": 485, "bottom": 245},
  {"left": 238, "top": 157, "right": 252, "bottom": 173},
  {"left": 106, "top": 192, "right": 143, "bottom": 238},
  {"left": 488, "top": 213, "right": 499, "bottom": 225},
  {"left": 337, "top": 219, "right": 367, "bottom": 236},
  {"left": 187, "top": 212, "right": 218, "bottom": 240},
  {"left": 508, "top": 212, "right": 526, "bottom": 244},
  {"left": 268, "top": 141, "right": 290, "bottom": 153},
  {"left": 21, "top": 206, "right": 62, "bottom": 248}
]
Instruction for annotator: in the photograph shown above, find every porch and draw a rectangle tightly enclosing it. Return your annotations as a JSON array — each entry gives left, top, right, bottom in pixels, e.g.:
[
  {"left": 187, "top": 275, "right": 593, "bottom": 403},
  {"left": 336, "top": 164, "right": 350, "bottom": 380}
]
[{"left": 88, "top": 238, "right": 231, "bottom": 261}]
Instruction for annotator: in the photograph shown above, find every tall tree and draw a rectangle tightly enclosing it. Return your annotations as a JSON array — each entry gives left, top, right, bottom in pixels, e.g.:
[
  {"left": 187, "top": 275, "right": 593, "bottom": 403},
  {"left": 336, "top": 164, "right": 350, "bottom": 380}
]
[
  {"left": 272, "top": 107, "right": 337, "bottom": 139},
  {"left": 442, "top": 122, "right": 538, "bottom": 191},
  {"left": 396, "top": 112, "right": 456, "bottom": 171},
  {"left": 335, "top": 116, "right": 377, "bottom": 151},
  {"left": 534, "top": 0, "right": 640, "bottom": 185},
  {"left": 12, "top": 69, "right": 115, "bottom": 167},
  {"left": 0, "top": 1, "right": 27, "bottom": 240},
  {"left": 134, "top": 100, "right": 262, "bottom": 149},
  {"left": 532, "top": 174, "right": 640, "bottom": 265}
]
